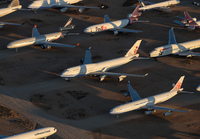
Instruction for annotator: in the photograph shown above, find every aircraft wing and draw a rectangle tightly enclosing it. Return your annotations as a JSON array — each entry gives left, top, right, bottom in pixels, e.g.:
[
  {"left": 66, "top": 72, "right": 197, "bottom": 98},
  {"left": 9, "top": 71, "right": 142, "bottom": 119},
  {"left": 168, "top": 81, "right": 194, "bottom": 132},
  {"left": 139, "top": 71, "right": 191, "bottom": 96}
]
[
  {"left": 43, "top": 42, "right": 76, "bottom": 48},
  {"left": 53, "top": 4, "right": 100, "bottom": 9},
  {"left": 0, "top": 22, "right": 21, "bottom": 26},
  {"left": 127, "top": 81, "right": 142, "bottom": 101},
  {"left": 146, "top": 105, "right": 188, "bottom": 112},
  {"left": 159, "top": 7, "right": 171, "bottom": 12},
  {"left": 175, "top": 51, "right": 200, "bottom": 57},
  {"left": 88, "top": 71, "right": 148, "bottom": 77},
  {"left": 111, "top": 28, "right": 143, "bottom": 33},
  {"left": 173, "top": 20, "right": 185, "bottom": 26},
  {"left": 143, "top": 1, "right": 154, "bottom": 4},
  {"left": 83, "top": 47, "right": 92, "bottom": 64}
]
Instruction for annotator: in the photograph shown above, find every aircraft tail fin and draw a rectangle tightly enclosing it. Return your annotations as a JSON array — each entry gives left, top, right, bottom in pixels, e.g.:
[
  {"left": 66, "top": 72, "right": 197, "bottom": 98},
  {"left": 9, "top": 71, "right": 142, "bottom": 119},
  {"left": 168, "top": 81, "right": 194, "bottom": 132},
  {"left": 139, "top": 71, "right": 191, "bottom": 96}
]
[
  {"left": 168, "top": 27, "right": 177, "bottom": 45},
  {"left": 184, "top": 12, "right": 193, "bottom": 21},
  {"left": 32, "top": 25, "right": 40, "bottom": 37},
  {"left": 138, "top": 0, "right": 145, "bottom": 7},
  {"left": 170, "top": 76, "right": 185, "bottom": 92},
  {"left": 60, "top": 17, "right": 75, "bottom": 32},
  {"left": 130, "top": 5, "right": 141, "bottom": 18},
  {"left": 125, "top": 40, "right": 142, "bottom": 57},
  {"left": 8, "top": 0, "right": 21, "bottom": 8}
]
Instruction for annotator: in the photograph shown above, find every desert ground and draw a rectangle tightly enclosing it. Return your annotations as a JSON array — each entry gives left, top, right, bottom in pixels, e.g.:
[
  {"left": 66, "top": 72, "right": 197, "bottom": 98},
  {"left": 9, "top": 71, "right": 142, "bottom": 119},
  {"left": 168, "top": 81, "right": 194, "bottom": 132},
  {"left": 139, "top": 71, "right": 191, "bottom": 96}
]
[{"left": 0, "top": 0, "right": 200, "bottom": 138}]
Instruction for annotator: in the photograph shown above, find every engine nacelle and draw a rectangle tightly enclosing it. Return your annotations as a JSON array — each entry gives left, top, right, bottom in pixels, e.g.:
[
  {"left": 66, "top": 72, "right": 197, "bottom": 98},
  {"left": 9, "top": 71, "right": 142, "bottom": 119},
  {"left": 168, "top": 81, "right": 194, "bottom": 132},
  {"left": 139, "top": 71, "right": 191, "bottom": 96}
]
[
  {"left": 60, "top": 7, "right": 68, "bottom": 13},
  {"left": 124, "top": 92, "right": 130, "bottom": 97},
  {"left": 114, "top": 30, "right": 118, "bottom": 35},
  {"left": 145, "top": 110, "right": 154, "bottom": 115},
  {"left": 99, "top": 75, "right": 106, "bottom": 81},
  {"left": 163, "top": 111, "right": 172, "bottom": 116},
  {"left": 118, "top": 75, "right": 127, "bottom": 82},
  {"left": 78, "top": 8, "right": 85, "bottom": 13}
]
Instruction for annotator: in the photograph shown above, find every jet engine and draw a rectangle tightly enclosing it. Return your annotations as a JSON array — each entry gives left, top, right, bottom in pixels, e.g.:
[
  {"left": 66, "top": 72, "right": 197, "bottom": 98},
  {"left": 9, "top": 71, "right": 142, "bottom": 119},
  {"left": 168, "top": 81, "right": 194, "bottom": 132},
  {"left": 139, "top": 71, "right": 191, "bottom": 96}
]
[
  {"left": 99, "top": 75, "right": 106, "bottom": 81},
  {"left": 145, "top": 110, "right": 154, "bottom": 115},
  {"left": 163, "top": 111, "right": 172, "bottom": 116},
  {"left": 124, "top": 92, "right": 130, "bottom": 97},
  {"left": 41, "top": 44, "right": 51, "bottom": 49},
  {"left": 60, "top": 8, "right": 68, "bottom": 13},
  {"left": 118, "top": 75, "right": 127, "bottom": 82}
]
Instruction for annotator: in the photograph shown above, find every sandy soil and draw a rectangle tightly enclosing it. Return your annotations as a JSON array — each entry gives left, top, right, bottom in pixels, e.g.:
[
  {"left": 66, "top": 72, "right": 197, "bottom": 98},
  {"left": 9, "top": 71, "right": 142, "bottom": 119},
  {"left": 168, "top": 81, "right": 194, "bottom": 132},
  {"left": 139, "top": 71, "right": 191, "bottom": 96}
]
[{"left": 0, "top": 0, "right": 200, "bottom": 138}]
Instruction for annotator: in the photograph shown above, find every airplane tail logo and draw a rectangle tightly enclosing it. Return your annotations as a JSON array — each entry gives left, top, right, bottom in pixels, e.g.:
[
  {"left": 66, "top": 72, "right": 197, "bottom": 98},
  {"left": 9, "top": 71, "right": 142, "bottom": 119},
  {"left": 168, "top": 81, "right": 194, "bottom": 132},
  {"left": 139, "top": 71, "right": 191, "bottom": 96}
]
[
  {"left": 129, "top": 5, "right": 141, "bottom": 24},
  {"left": 8, "top": 0, "right": 21, "bottom": 8},
  {"left": 170, "top": 76, "right": 185, "bottom": 92},
  {"left": 125, "top": 40, "right": 142, "bottom": 57}
]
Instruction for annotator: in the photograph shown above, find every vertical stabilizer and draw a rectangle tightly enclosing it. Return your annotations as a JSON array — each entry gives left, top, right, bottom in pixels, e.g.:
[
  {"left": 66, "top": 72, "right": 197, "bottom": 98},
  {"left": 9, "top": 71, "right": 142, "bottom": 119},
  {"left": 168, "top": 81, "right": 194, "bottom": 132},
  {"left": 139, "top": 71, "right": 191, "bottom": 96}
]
[
  {"left": 125, "top": 40, "right": 142, "bottom": 57},
  {"left": 184, "top": 12, "right": 193, "bottom": 21},
  {"left": 8, "top": 0, "right": 20, "bottom": 8},
  {"left": 130, "top": 5, "right": 142, "bottom": 18},
  {"left": 170, "top": 76, "right": 185, "bottom": 92},
  {"left": 64, "top": 17, "right": 73, "bottom": 27},
  {"left": 32, "top": 25, "right": 40, "bottom": 37}
]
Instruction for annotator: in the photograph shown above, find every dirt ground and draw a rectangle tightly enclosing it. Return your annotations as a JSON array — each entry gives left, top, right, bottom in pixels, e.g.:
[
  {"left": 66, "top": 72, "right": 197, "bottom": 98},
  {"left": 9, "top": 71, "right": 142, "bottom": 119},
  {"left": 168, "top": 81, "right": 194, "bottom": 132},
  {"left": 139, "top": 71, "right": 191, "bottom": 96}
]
[{"left": 0, "top": 0, "right": 200, "bottom": 138}]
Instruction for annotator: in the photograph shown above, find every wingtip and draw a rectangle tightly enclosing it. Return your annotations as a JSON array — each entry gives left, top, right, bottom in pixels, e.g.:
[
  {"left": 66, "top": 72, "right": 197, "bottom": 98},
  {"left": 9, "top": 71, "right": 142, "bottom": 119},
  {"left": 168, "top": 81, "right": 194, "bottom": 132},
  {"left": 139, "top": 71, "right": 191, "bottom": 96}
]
[
  {"left": 128, "top": 81, "right": 130, "bottom": 84},
  {"left": 34, "top": 25, "right": 37, "bottom": 28},
  {"left": 144, "top": 73, "right": 148, "bottom": 77},
  {"left": 76, "top": 43, "right": 80, "bottom": 47}
]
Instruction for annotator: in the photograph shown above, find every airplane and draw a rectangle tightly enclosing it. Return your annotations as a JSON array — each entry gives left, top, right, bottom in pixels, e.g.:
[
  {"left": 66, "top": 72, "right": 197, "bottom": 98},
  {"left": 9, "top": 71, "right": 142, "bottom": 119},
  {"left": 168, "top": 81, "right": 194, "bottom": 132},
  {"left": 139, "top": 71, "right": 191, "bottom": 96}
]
[
  {"left": 0, "top": 0, "right": 22, "bottom": 28},
  {"left": 0, "top": 127, "right": 57, "bottom": 139},
  {"left": 174, "top": 12, "right": 200, "bottom": 30},
  {"left": 196, "top": 85, "right": 200, "bottom": 91},
  {"left": 149, "top": 27, "right": 200, "bottom": 58},
  {"left": 7, "top": 17, "right": 78, "bottom": 51},
  {"left": 110, "top": 76, "right": 193, "bottom": 116},
  {"left": 27, "top": 0, "right": 103, "bottom": 13},
  {"left": 137, "top": 0, "right": 180, "bottom": 12},
  {"left": 60, "top": 40, "right": 148, "bottom": 81},
  {"left": 84, "top": 5, "right": 148, "bottom": 35}
]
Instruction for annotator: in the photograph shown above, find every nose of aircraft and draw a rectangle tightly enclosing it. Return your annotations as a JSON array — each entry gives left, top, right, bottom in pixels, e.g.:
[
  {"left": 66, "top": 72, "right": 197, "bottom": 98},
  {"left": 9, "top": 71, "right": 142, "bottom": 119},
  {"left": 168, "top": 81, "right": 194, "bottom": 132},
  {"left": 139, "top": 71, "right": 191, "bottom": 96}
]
[
  {"left": 84, "top": 28, "right": 90, "bottom": 33},
  {"left": 109, "top": 109, "right": 115, "bottom": 114},
  {"left": 7, "top": 43, "right": 13, "bottom": 49}
]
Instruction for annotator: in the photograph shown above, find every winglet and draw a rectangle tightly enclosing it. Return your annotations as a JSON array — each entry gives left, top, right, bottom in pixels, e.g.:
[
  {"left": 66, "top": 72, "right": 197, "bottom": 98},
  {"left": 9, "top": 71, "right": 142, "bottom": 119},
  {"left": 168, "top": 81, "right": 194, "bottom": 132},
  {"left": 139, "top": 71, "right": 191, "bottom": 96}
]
[
  {"left": 168, "top": 27, "right": 177, "bottom": 45},
  {"left": 125, "top": 40, "right": 142, "bottom": 57},
  {"left": 170, "top": 76, "right": 185, "bottom": 92},
  {"left": 64, "top": 17, "right": 73, "bottom": 27},
  {"left": 32, "top": 25, "right": 40, "bottom": 37},
  {"left": 76, "top": 43, "right": 80, "bottom": 47}
]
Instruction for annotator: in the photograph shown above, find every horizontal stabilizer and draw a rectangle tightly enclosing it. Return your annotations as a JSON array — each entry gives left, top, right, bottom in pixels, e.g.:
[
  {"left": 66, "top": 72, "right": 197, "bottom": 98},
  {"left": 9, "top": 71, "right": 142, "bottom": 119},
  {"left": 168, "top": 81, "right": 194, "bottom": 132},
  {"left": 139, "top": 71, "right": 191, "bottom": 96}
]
[
  {"left": 173, "top": 20, "right": 185, "bottom": 26},
  {"left": 146, "top": 105, "right": 188, "bottom": 112},
  {"left": 43, "top": 42, "right": 76, "bottom": 48},
  {"left": 0, "top": 22, "right": 21, "bottom": 26},
  {"left": 178, "top": 91, "right": 194, "bottom": 94}
]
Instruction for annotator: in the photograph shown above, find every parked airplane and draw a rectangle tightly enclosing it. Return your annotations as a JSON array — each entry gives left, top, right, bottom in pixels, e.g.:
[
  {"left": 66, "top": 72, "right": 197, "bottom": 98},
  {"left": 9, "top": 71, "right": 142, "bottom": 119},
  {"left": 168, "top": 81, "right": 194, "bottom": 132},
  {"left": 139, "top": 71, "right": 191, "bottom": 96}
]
[
  {"left": 110, "top": 76, "right": 193, "bottom": 116},
  {"left": 28, "top": 0, "right": 102, "bottom": 13},
  {"left": 137, "top": 0, "right": 180, "bottom": 12},
  {"left": 60, "top": 40, "right": 148, "bottom": 81},
  {"left": 196, "top": 85, "right": 200, "bottom": 91},
  {"left": 84, "top": 5, "right": 147, "bottom": 35},
  {"left": 149, "top": 27, "right": 200, "bottom": 58},
  {"left": 0, "top": 0, "right": 22, "bottom": 28},
  {"left": 0, "top": 127, "right": 57, "bottom": 139},
  {"left": 7, "top": 17, "right": 78, "bottom": 51},
  {"left": 174, "top": 12, "right": 200, "bottom": 30}
]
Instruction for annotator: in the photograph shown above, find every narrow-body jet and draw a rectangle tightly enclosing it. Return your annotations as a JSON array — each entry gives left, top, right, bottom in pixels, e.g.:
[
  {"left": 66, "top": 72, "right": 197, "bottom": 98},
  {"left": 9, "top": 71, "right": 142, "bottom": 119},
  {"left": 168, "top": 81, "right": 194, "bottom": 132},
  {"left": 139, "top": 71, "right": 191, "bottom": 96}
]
[
  {"left": 7, "top": 17, "right": 78, "bottom": 51},
  {"left": 84, "top": 5, "right": 147, "bottom": 35},
  {"left": 0, "top": 127, "right": 57, "bottom": 139},
  {"left": 28, "top": 0, "right": 102, "bottom": 13},
  {"left": 110, "top": 76, "right": 192, "bottom": 116},
  {"left": 60, "top": 40, "right": 148, "bottom": 81},
  {"left": 0, "top": 0, "right": 22, "bottom": 28},
  {"left": 174, "top": 12, "right": 200, "bottom": 30},
  {"left": 149, "top": 27, "right": 200, "bottom": 58},
  {"left": 137, "top": 0, "right": 180, "bottom": 12}
]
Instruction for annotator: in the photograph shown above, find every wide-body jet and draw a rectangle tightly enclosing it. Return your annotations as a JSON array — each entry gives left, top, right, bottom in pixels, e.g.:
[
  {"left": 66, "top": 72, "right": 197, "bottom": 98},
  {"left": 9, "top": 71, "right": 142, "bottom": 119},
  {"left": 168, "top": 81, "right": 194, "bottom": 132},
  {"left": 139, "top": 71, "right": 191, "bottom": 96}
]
[
  {"left": 110, "top": 76, "right": 192, "bottom": 116},
  {"left": 60, "top": 40, "right": 148, "bottom": 81}
]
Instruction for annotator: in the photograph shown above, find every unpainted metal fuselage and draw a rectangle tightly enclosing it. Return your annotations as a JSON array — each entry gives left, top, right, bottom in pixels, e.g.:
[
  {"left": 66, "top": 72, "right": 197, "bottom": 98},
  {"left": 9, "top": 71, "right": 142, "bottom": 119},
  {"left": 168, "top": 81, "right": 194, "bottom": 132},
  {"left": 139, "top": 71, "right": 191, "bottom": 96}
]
[
  {"left": 149, "top": 39, "right": 200, "bottom": 57},
  {"left": 7, "top": 32, "right": 62, "bottom": 48}
]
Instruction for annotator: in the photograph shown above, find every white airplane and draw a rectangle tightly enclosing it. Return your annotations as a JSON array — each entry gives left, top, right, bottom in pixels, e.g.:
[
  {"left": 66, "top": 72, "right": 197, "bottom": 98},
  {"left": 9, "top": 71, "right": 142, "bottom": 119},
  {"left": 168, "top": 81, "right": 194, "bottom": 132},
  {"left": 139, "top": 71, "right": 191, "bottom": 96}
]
[
  {"left": 149, "top": 27, "right": 200, "bottom": 58},
  {"left": 84, "top": 5, "right": 148, "bottom": 35},
  {"left": 7, "top": 17, "right": 78, "bottom": 51},
  {"left": 0, "top": 127, "right": 57, "bottom": 139},
  {"left": 174, "top": 12, "right": 200, "bottom": 30},
  {"left": 60, "top": 40, "right": 148, "bottom": 81},
  {"left": 196, "top": 85, "right": 200, "bottom": 91},
  {"left": 110, "top": 76, "right": 193, "bottom": 116},
  {"left": 28, "top": 0, "right": 102, "bottom": 13},
  {"left": 0, "top": 0, "right": 22, "bottom": 28},
  {"left": 137, "top": 0, "right": 180, "bottom": 12}
]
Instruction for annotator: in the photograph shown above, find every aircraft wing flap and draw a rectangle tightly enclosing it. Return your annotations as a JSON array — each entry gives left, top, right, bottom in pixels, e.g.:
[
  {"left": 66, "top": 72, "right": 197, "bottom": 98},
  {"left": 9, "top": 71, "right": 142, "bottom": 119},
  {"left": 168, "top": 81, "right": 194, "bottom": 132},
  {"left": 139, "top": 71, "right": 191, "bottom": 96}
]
[
  {"left": 84, "top": 47, "right": 92, "bottom": 64},
  {"left": 0, "top": 22, "right": 21, "bottom": 26},
  {"left": 173, "top": 20, "right": 185, "bottom": 26},
  {"left": 127, "top": 81, "right": 141, "bottom": 101},
  {"left": 54, "top": 4, "right": 100, "bottom": 9},
  {"left": 176, "top": 51, "right": 200, "bottom": 57},
  {"left": 146, "top": 105, "right": 188, "bottom": 112},
  {"left": 44, "top": 42, "right": 76, "bottom": 48},
  {"left": 88, "top": 71, "right": 148, "bottom": 77},
  {"left": 111, "top": 28, "right": 143, "bottom": 33}
]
